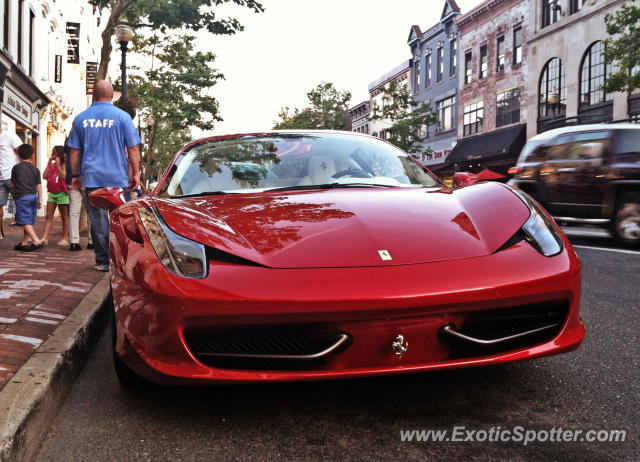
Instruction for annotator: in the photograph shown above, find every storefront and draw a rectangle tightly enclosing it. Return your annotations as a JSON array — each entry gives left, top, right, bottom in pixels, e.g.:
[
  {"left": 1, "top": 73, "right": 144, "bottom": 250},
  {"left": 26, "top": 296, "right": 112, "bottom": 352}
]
[
  {"left": 446, "top": 124, "right": 527, "bottom": 176},
  {"left": 1, "top": 76, "right": 49, "bottom": 164}
]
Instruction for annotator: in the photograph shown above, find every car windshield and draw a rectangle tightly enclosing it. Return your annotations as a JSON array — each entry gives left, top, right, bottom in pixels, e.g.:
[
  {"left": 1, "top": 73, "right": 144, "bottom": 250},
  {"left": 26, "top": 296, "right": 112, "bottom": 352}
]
[{"left": 159, "top": 133, "right": 440, "bottom": 197}]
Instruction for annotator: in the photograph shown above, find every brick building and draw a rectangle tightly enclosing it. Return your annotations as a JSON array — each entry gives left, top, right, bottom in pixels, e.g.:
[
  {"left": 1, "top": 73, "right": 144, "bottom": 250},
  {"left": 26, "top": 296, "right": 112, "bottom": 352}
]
[
  {"left": 407, "top": 0, "right": 461, "bottom": 166},
  {"left": 447, "top": 0, "right": 529, "bottom": 174}
]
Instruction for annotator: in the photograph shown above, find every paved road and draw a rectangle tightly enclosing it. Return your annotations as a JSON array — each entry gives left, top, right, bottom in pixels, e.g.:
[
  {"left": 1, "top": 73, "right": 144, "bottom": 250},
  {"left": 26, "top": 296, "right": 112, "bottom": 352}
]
[{"left": 35, "top": 242, "right": 639, "bottom": 461}]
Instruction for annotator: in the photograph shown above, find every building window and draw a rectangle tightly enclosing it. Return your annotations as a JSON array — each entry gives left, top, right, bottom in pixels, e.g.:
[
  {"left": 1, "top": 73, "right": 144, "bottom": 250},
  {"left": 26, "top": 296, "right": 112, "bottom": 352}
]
[
  {"left": 450, "top": 39, "right": 457, "bottom": 77},
  {"left": 18, "top": 0, "right": 24, "bottom": 65},
  {"left": 463, "top": 101, "right": 484, "bottom": 136},
  {"left": 513, "top": 26, "right": 522, "bottom": 65},
  {"left": 437, "top": 47, "right": 444, "bottom": 82},
  {"left": 542, "top": 0, "right": 559, "bottom": 28},
  {"left": 538, "top": 57, "right": 567, "bottom": 119},
  {"left": 496, "top": 88, "right": 521, "bottom": 127},
  {"left": 569, "top": 0, "right": 583, "bottom": 15},
  {"left": 579, "top": 41, "right": 612, "bottom": 108},
  {"left": 464, "top": 51, "right": 472, "bottom": 84},
  {"left": 3, "top": 0, "right": 9, "bottom": 50},
  {"left": 425, "top": 53, "right": 431, "bottom": 88},
  {"left": 29, "top": 10, "right": 34, "bottom": 76},
  {"left": 496, "top": 36, "right": 505, "bottom": 72},
  {"left": 415, "top": 59, "right": 421, "bottom": 93},
  {"left": 437, "top": 96, "right": 455, "bottom": 132},
  {"left": 479, "top": 44, "right": 488, "bottom": 79}
]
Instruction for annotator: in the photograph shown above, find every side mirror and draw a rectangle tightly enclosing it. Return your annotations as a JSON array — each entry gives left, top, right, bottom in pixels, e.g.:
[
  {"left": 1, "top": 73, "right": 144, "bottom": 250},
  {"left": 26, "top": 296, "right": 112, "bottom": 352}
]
[
  {"left": 452, "top": 172, "right": 478, "bottom": 188},
  {"left": 89, "top": 187, "right": 125, "bottom": 210}
]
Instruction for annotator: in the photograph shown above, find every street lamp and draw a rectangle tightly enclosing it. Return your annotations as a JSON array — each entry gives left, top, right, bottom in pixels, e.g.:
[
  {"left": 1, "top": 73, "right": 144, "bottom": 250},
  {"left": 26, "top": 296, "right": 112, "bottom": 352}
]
[{"left": 115, "top": 22, "right": 134, "bottom": 101}]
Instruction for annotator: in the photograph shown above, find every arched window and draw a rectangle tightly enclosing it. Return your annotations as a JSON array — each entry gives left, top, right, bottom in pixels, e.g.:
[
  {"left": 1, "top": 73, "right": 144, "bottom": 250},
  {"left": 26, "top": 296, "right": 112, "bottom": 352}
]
[
  {"left": 579, "top": 41, "right": 612, "bottom": 108},
  {"left": 538, "top": 58, "right": 566, "bottom": 119}
]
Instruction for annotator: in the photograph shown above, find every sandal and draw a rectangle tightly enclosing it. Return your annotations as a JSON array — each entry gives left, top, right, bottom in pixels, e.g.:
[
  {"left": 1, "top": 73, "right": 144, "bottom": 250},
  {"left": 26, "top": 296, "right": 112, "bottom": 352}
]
[
  {"left": 14, "top": 243, "right": 30, "bottom": 251},
  {"left": 57, "top": 240, "right": 69, "bottom": 247}
]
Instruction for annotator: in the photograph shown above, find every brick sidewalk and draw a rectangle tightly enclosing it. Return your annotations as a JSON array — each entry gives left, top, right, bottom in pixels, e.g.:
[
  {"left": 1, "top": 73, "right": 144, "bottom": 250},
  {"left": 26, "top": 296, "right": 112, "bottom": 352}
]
[{"left": 0, "top": 217, "right": 106, "bottom": 389}]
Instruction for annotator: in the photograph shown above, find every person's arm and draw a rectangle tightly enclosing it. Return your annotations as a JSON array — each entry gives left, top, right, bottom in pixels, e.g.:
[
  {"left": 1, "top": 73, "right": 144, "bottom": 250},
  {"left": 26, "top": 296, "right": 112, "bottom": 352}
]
[
  {"left": 42, "top": 161, "right": 50, "bottom": 180},
  {"left": 70, "top": 148, "right": 82, "bottom": 189},
  {"left": 55, "top": 157, "right": 66, "bottom": 178},
  {"left": 127, "top": 144, "right": 141, "bottom": 190},
  {"left": 37, "top": 183, "right": 43, "bottom": 208}
]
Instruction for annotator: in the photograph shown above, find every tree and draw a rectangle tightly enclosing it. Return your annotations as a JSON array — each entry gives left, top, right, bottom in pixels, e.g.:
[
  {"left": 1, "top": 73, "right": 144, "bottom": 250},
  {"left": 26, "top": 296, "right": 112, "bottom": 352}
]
[
  {"left": 603, "top": 0, "right": 640, "bottom": 94},
  {"left": 273, "top": 82, "right": 351, "bottom": 129},
  {"left": 89, "top": 0, "right": 264, "bottom": 82},
  {"left": 369, "top": 79, "right": 438, "bottom": 157},
  {"left": 123, "top": 34, "right": 224, "bottom": 184}
]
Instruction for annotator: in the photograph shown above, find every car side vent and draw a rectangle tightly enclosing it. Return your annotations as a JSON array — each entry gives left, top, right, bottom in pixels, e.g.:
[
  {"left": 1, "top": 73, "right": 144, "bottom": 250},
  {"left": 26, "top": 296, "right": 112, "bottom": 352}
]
[
  {"left": 205, "top": 247, "right": 266, "bottom": 267},
  {"left": 494, "top": 229, "right": 525, "bottom": 253}
]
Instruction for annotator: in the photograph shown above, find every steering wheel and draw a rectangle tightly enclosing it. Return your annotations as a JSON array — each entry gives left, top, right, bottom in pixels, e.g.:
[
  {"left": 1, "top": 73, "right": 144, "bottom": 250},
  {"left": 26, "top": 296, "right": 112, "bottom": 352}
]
[{"left": 331, "top": 169, "right": 373, "bottom": 179}]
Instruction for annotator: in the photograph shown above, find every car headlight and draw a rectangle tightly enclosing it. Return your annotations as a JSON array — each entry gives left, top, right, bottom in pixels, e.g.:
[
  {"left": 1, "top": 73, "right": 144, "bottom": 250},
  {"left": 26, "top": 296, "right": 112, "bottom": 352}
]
[
  {"left": 137, "top": 207, "right": 208, "bottom": 278},
  {"left": 512, "top": 190, "right": 563, "bottom": 257}
]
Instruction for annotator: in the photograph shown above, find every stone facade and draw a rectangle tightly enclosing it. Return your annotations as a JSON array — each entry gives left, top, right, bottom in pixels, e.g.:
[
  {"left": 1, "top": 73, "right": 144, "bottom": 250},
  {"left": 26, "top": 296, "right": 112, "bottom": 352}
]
[
  {"left": 526, "top": 0, "right": 635, "bottom": 138},
  {"left": 456, "top": 0, "right": 529, "bottom": 139},
  {"left": 367, "top": 60, "right": 412, "bottom": 141},
  {"left": 348, "top": 100, "right": 370, "bottom": 134},
  {"left": 408, "top": 0, "right": 461, "bottom": 166}
]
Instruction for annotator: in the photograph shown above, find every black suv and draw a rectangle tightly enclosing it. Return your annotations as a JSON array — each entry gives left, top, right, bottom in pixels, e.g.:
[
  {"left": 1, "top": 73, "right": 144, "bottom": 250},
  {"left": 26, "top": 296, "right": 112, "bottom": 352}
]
[{"left": 508, "top": 124, "right": 640, "bottom": 247}]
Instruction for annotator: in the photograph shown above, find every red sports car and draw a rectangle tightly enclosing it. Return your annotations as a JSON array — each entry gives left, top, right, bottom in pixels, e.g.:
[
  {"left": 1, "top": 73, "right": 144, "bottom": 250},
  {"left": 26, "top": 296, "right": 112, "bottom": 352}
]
[{"left": 91, "top": 131, "right": 584, "bottom": 386}]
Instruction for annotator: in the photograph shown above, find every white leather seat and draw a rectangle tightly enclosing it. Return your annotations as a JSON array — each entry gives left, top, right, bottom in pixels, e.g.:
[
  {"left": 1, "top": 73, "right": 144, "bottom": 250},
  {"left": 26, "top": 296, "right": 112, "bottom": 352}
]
[{"left": 299, "top": 155, "right": 337, "bottom": 185}]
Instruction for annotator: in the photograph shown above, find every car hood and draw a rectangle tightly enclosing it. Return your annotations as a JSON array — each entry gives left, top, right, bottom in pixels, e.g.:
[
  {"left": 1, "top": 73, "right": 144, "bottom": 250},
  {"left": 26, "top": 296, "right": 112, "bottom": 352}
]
[{"left": 152, "top": 183, "right": 530, "bottom": 269}]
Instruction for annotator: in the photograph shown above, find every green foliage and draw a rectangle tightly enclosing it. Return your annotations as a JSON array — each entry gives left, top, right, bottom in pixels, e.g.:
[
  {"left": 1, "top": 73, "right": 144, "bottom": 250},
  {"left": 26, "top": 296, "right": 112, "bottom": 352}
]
[
  {"left": 125, "top": 34, "right": 224, "bottom": 182},
  {"left": 273, "top": 82, "right": 351, "bottom": 130},
  {"left": 370, "top": 80, "right": 438, "bottom": 157},
  {"left": 89, "top": 0, "right": 264, "bottom": 33},
  {"left": 604, "top": 0, "right": 640, "bottom": 94},
  {"left": 90, "top": 0, "right": 263, "bottom": 81}
]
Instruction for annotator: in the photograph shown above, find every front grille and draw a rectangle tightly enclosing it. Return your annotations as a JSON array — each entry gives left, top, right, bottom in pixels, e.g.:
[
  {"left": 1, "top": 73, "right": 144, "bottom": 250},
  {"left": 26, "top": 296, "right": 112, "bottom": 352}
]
[
  {"left": 184, "top": 325, "right": 349, "bottom": 370},
  {"left": 442, "top": 300, "right": 569, "bottom": 358}
]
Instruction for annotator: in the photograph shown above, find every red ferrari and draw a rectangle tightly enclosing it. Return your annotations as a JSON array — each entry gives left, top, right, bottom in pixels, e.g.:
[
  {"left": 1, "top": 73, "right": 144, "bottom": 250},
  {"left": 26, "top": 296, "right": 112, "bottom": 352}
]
[{"left": 91, "top": 131, "right": 584, "bottom": 386}]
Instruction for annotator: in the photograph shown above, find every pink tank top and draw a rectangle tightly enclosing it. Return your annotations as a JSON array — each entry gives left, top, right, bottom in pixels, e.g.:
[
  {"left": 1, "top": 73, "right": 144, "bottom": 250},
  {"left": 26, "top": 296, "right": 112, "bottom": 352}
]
[{"left": 47, "top": 163, "right": 68, "bottom": 194}]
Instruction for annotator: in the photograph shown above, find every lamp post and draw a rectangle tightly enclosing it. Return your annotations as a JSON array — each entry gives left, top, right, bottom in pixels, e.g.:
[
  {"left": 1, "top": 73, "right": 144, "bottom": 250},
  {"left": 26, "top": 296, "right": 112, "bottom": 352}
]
[{"left": 115, "top": 22, "right": 134, "bottom": 101}]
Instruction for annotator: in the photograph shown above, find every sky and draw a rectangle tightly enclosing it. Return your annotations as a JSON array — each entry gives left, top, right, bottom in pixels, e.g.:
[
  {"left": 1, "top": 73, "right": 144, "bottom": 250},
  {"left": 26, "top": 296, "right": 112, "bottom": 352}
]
[{"left": 194, "top": 0, "right": 485, "bottom": 136}]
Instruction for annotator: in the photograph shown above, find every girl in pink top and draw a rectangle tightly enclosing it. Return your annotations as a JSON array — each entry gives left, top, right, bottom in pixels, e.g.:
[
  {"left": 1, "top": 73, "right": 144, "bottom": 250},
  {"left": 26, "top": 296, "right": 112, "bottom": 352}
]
[{"left": 41, "top": 146, "right": 70, "bottom": 245}]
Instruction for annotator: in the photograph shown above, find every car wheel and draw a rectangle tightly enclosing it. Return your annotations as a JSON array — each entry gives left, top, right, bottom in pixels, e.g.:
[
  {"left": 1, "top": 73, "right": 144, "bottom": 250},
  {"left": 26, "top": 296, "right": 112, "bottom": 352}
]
[
  {"left": 612, "top": 193, "right": 640, "bottom": 248},
  {"left": 109, "top": 290, "right": 150, "bottom": 387}
]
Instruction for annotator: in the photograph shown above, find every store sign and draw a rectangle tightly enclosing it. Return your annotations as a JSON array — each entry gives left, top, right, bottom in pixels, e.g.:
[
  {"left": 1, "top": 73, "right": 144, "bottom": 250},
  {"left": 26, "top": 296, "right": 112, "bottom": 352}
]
[
  {"left": 86, "top": 61, "right": 98, "bottom": 95},
  {"left": 55, "top": 55, "right": 62, "bottom": 83},
  {"left": 66, "top": 22, "right": 80, "bottom": 64},
  {"left": 3, "top": 87, "right": 32, "bottom": 126}
]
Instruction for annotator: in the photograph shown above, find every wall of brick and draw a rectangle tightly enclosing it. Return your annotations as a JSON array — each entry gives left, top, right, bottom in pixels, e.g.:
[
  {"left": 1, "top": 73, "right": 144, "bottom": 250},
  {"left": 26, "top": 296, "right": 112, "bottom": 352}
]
[{"left": 456, "top": 0, "right": 529, "bottom": 138}]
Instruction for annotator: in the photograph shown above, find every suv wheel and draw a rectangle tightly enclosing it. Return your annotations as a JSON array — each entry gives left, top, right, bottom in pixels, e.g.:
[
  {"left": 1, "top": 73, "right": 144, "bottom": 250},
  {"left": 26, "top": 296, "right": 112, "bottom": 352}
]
[{"left": 612, "top": 193, "right": 640, "bottom": 248}]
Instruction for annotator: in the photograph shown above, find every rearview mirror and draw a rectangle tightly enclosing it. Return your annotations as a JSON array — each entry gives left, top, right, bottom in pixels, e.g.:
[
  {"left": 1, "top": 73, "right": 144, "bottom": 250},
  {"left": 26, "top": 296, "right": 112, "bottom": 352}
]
[
  {"left": 88, "top": 187, "right": 125, "bottom": 210},
  {"left": 452, "top": 172, "right": 478, "bottom": 188}
]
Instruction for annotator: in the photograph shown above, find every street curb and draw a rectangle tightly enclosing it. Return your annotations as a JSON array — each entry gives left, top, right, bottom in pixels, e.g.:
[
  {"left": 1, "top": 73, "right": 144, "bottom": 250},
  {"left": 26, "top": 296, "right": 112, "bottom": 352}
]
[{"left": 0, "top": 274, "right": 111, "bottom": 462}]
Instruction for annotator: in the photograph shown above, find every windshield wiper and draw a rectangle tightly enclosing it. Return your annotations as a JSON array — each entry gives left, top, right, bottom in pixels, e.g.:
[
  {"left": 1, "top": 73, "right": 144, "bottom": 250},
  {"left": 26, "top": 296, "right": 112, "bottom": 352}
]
[
  {"left": 176, "top": 190, "right": 229, "bottom": 198},
  {"left": 265, "top": 183, "right": 399, "bottom": 193}
]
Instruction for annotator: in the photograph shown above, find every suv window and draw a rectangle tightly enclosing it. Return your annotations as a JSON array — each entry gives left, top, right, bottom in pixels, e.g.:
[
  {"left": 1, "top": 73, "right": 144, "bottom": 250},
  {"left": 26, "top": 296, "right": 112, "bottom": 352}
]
[
  {"left": 518, "top": 140, "right": 546, "bottom": 164},
  {"left": 546, "top": 135, "right": 573, "bottom": 160},
  {"left": 614, "top": 129, "right": 640, "bottom": 159},
  {"left": 566, "top": 131, "right": 610, "bottom": 160}
]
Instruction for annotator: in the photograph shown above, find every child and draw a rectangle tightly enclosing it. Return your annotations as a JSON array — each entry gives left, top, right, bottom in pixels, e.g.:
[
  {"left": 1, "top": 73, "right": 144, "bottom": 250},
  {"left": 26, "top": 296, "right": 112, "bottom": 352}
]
[{"left": 10, "top": 144, "right": 44, "bottom": 251}]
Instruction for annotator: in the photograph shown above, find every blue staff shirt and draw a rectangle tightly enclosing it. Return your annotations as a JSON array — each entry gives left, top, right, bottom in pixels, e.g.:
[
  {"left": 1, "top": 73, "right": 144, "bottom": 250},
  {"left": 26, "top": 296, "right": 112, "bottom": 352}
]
[{"left": 67, "top": 102, "right": 141, "bottom": 188}]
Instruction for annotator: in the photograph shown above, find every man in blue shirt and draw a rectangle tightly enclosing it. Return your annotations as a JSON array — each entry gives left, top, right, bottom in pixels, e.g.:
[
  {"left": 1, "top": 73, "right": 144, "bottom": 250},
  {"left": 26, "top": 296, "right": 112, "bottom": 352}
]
[{"left": 68, "top": 80, "right": 141, "bottom": 271}]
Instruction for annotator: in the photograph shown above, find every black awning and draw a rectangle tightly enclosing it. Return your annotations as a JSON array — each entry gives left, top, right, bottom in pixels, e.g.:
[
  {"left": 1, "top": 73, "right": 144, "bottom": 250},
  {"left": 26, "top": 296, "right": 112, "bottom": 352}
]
[{"left": 447, "top": 124, "right": 526, "bottom": 165}]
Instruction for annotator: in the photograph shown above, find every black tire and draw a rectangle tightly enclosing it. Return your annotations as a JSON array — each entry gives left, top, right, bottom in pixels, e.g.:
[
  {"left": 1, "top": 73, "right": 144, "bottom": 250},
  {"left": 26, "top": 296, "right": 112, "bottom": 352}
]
[
  {"left": 109, "top": 291, "right": 150, "bottom": 387},
  {"left": 612, "top": 192, "right": 640, "bottom": 248}
]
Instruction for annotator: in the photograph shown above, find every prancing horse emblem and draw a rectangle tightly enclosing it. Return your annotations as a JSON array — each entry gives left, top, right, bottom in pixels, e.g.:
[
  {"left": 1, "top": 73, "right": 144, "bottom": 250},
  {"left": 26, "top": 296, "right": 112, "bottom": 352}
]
[
  {"left": 378, "top": 250, "right": 392, "bottom": 261},
  {"left": 392, "top": 334, "right": 408, "bottom": 358}
]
